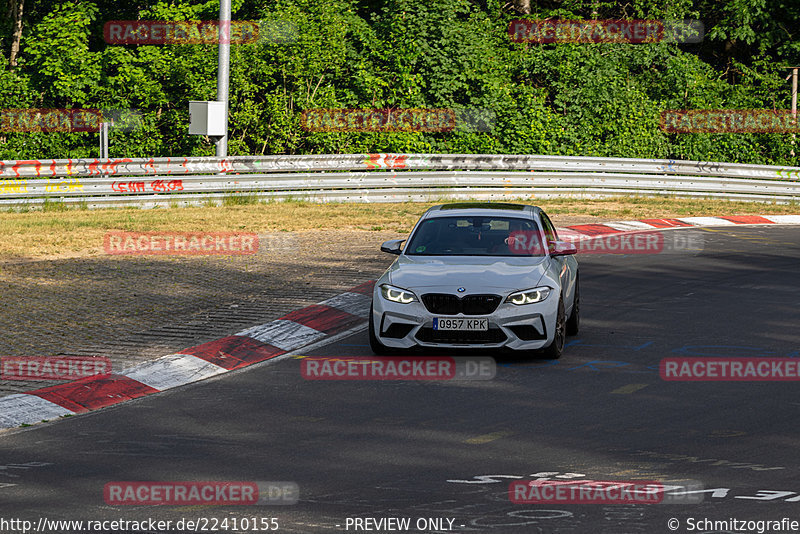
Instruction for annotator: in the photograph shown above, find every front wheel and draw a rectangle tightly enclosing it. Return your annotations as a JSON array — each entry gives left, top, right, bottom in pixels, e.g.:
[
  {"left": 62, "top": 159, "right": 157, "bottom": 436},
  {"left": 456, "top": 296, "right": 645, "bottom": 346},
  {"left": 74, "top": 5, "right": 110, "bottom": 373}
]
[
  {"left": 566, "top": 272, "right": 580, "bottom": 336},
  {"left": 540, "top": 297, "right": 565, "bottom": 360}
]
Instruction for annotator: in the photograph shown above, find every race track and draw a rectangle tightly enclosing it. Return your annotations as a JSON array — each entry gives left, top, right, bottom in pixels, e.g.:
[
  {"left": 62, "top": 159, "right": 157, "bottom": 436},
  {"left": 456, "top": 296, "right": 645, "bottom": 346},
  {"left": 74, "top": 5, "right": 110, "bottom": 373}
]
[{"left": 1, "top": 225, "right": 799, "bottom": 534}]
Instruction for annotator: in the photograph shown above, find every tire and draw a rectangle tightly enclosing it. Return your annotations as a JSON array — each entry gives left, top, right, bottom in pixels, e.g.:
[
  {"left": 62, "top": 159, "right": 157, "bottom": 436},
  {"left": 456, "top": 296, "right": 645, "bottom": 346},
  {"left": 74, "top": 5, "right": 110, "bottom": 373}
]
[
  {"left": 540, "top": 297, "right": 565, "bottom": 360},
  {"left": 368, "top": 303, "right": 392, "bottom": 355},
  {"left": 566, "top": 272, "right": 580, "bottom": 336}
]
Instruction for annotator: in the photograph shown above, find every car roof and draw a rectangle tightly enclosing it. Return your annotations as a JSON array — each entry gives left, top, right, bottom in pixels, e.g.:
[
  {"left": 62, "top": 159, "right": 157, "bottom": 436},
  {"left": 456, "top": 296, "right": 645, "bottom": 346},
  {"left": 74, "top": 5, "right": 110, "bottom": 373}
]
[{"left": 421, "top": 202, "right": 541, "bottom": 220}]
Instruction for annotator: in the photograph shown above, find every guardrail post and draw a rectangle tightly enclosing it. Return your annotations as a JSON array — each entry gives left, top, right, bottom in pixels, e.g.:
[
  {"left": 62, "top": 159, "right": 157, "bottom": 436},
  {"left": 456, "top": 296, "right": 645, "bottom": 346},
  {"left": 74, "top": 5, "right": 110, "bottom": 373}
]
[
  {"left": 99, "top": 122, "right": 109, "bottom": 159},
  {"left": 791, "top": 67, "right": 798, "bottom": 158}
]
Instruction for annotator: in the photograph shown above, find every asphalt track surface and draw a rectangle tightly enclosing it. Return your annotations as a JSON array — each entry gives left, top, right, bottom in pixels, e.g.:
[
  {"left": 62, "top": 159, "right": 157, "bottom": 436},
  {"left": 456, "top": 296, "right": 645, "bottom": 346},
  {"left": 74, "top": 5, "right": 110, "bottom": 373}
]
[{"left": 1, "top": 225, "right": 800, "bottom": 534}]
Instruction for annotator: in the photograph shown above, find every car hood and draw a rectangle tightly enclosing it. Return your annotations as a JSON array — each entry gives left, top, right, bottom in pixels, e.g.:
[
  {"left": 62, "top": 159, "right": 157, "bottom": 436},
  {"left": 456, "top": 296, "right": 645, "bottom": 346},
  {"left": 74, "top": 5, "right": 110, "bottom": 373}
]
[{"left": 387, "top": 255, "right": 549, "bottom": 293}]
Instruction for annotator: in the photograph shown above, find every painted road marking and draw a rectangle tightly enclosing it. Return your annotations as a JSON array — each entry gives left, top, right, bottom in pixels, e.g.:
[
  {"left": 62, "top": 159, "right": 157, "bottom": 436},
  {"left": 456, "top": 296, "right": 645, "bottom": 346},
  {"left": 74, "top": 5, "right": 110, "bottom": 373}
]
[
  {"left": 565, "top": 340, "right": 653, "bottom": 351},
  {"left": 465, "top": 431, "right": 514, "bottom": 444},
  {"left": 610, "top": 383, "right": 649, "bottom": 394},
  {"left": 701, "top": 226, "right": 795, "bottom": 246},
  {"left": 708, "top": 430, "right": 747, "bottom": 438}
]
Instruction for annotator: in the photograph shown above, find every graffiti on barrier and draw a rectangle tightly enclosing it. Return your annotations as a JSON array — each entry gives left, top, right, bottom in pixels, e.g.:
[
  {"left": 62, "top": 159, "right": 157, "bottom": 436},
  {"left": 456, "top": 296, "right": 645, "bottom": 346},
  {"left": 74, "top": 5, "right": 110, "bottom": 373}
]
[
  {"left": 111, "top": 179, "right": 184, "bottom": 193},
  {"left": 0, "top": 179, "right": 27, "bottom": 194},
  {"left": 44, "top": 177, "right": 83, "bottom": 192}
]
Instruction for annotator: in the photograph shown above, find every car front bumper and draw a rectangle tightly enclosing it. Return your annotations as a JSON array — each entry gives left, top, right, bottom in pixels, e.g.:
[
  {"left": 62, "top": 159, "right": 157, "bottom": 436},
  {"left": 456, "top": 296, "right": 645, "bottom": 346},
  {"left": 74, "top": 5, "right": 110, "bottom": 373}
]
[{"left": 371, "top": 287, "right": 559, "bottom": 351}]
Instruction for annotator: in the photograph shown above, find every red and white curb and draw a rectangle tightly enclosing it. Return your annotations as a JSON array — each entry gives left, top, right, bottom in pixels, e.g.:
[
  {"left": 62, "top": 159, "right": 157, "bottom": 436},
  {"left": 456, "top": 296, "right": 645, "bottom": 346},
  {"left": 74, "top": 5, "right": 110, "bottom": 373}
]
[
  {"left": 1, "top": 214, "right": 799, "bottom": 429},
  {"left": 560, "top": 214, "right": 800, "bottom": 237},
  {"left": 0, "top": 282, "right": 375, "bottom": 429}
]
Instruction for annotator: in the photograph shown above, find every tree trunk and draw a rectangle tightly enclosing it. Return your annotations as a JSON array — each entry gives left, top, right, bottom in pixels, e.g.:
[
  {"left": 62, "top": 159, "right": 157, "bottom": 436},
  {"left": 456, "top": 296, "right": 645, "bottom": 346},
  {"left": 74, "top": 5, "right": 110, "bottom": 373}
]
[
  {"left": 9, "top": 0, "right": 24, "bottom": 67},
  {"left": 512, "top": 0, "right": 530, "bottom": 14}
]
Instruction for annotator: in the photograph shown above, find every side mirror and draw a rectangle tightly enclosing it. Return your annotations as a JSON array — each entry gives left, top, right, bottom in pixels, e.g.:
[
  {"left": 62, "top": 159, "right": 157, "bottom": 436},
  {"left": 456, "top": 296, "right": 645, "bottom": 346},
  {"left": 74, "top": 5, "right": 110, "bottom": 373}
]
[
  {"left": 550, "top": 240, "right": 577, "bottom": 256},
  {"left": 380, "top": 239, "right": 405, "bottom": 255}
]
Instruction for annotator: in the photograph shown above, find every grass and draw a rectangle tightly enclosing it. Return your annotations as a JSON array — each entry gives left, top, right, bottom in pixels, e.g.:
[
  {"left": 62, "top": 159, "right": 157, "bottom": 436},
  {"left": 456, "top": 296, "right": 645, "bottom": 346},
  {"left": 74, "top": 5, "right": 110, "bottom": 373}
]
[
  {"left": 0, "top": 195, "right": 797, "bottom": 259},
  {"left": 221, "top": 192, "right": 262, "bottom": 206}
]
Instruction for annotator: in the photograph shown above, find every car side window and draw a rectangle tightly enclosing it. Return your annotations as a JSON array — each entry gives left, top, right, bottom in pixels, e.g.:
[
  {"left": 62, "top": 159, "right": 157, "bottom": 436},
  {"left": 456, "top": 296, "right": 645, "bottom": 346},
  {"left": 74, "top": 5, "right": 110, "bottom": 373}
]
[{"left": 540, "top": 213, "right": 558, "bottom": 250}]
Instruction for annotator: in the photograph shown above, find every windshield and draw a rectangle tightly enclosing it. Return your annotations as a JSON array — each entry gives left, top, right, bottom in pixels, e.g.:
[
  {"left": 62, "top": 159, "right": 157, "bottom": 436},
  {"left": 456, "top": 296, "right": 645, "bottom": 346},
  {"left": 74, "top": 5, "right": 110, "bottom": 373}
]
[{"left": 405, "top": 216, "right": 545, "bottom": 257}]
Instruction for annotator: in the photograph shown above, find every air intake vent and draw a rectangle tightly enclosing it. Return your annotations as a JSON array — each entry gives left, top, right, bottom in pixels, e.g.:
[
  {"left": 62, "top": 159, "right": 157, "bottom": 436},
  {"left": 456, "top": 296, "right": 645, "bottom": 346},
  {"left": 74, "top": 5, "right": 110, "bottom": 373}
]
[{"left": 421, "top": 293, "right": 501, "bottom": 315}]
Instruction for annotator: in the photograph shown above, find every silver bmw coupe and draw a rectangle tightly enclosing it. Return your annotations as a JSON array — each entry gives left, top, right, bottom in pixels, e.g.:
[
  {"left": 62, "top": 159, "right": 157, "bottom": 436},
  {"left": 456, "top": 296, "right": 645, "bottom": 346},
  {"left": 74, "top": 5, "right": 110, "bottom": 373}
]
[{"left": 369, "top": 203, "right": 579, "bottom": 359}]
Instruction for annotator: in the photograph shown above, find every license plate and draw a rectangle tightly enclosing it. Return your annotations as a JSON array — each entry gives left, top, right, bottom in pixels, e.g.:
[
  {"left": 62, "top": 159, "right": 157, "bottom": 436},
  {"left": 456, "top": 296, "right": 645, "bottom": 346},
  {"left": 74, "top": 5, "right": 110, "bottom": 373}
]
[{"left": 432, "top": 318, "right": 488, "bottom": 331}]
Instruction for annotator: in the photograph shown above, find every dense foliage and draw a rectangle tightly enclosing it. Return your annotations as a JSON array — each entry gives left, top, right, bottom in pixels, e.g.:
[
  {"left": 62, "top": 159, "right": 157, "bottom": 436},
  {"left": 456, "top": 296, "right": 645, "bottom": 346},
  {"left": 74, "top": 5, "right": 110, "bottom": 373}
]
[{"left": 1, "top": 0, "right": 798, "bottom": 164}]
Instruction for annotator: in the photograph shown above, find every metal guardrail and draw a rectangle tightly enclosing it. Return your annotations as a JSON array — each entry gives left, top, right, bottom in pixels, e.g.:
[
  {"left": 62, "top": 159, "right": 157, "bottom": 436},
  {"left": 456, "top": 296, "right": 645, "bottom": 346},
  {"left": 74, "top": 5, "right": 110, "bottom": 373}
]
[{"left": 1, "top": 153, "right": 799, "bottom": 208}]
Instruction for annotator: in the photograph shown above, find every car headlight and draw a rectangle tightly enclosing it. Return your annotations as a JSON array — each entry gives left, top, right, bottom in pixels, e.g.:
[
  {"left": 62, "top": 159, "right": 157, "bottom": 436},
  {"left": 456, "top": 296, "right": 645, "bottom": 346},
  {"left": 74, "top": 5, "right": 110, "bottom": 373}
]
[
  {"left": 505, "top": 286, "right": 551, "bottom": 305},
  {"left": 380, "top": 284, "right": 418, "bottom": 304}
]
